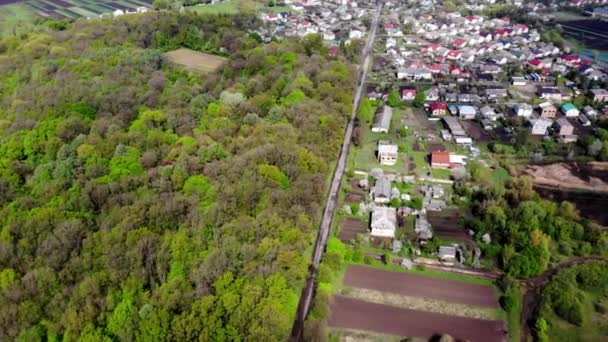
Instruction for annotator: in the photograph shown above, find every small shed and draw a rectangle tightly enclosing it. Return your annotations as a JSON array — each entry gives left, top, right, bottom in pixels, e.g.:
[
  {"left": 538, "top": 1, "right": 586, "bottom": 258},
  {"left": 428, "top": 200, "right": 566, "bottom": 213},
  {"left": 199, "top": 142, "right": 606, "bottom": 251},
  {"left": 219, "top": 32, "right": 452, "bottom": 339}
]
[{"left": 438, "top": 246, "right": 457, "bottom": 261}]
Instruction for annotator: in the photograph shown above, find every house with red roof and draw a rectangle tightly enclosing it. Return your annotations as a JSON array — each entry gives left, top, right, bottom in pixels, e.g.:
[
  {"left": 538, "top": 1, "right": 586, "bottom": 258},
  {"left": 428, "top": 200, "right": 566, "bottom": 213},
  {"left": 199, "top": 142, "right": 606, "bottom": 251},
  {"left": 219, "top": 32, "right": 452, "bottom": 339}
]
[
  {"left": 430, "top": 64, "right": 442, "bottom": 74},
  {"left": 429, "top": 102, "right": 448, "bottom": 116},
  {"left": 447, "top": 50, "right": 462, "bottom": 60},
  {"left": 449, "top": 66, "right": 462, "bottom": 75},
  {"left": 529, "top": 59, "right": 543, "bottom": 69},
  {"left": 401, "top": 87, "right": 417, "bottom": 101},
  {"left": 431, "top": 152, "right": 450, "bottom": 168},
  {"left": 561, "top": 55, "right": 581, "bottom": 67},
  {"left": 452, "top": 38, "right": 467, "bottom": 48}
]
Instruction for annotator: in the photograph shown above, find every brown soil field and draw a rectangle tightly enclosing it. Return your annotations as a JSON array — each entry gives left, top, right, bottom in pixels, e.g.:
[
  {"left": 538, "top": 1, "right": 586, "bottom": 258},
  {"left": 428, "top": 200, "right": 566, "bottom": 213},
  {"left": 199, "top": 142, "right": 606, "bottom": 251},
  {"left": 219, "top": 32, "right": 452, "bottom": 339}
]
[
  {"left": 329, "top": 296, "right": 506, "bottom": 342},
  {"left": 461, "top": 120, "right": 491, "bottom": 143},
  {"left": 522, "top": 162, "right": 608, "bottom": 193},
  {"left": 427, "top": 209, "right": 472, "bottom": 242},
  {"left": 346, "top": 179, "right": 366, "bottom": 203},
  {"left": 427, "top": 143, "right": 445, "bottom": 153},
  {"left": 339, "top": 218, "right": 367, "bottom": 243},
  {"left": 344, "top": 265, "right": 498, "bottom": 307},
  {"left": 163, "top": 48, "right": 226, "bottom": 73}
]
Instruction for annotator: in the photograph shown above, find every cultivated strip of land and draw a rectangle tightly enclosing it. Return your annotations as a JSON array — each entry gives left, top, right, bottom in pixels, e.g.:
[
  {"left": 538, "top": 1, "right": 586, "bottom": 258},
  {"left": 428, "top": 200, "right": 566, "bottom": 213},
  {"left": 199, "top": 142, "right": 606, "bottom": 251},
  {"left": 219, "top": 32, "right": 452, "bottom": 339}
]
[
  {"left": 342, "top": 287, "right": 498, "bottom": 320},
  {"left": 344, "top": 265, "right": 498, "bottom": 308},
  {"left": 329, "top": 296, "right": 506, "bottom": 342}
]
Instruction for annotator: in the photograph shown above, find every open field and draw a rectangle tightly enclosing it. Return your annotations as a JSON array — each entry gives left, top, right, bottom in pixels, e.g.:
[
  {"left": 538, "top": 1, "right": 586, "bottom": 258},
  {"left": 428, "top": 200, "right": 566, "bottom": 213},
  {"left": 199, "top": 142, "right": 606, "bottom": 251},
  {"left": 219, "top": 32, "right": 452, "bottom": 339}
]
[
  {"left": 427, "top": 209, "right": 472, "bottom": 243},
  {"left": 339, "top": 218, "right": 367, "bottom": 243},
  {"left": 344, "top": 265, "right": 498, "bottom": 307},
  {"left": 522, "top": 162, "right": 608, "bottom": 193},
  {"left": 343, "top": 287, "right": 499, "bottom": 320},
  {"left": 9, "top": 0, "right": 152, "bottom": 20},
  {"left": 188, "top": 0, "right": 289, "bottom": 15},
  {"left": 163, "top": 48, "right": 227, "bottom": 73},
  {"left": 0, "top": 3, "right": 37, "bottom": 36},
  {"left": 329, "top": 295, "right": 506, "bottom": 342}
]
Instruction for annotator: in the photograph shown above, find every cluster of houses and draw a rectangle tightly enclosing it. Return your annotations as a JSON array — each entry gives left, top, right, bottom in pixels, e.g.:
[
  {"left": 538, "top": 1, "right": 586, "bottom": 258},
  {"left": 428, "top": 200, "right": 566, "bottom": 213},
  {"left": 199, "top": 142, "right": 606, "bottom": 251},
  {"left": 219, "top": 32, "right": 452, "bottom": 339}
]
[
  {"left": 375, "top": 9, "right": 569, "bottom": 83},
  {"left": 259, "top": 0, "right": 372, "bottom": 42}
]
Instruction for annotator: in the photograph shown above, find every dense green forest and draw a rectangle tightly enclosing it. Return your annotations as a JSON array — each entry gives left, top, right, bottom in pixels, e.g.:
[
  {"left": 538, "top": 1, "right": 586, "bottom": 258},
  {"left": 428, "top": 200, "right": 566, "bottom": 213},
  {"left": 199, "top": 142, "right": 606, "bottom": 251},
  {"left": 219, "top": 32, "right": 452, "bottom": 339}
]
[{"left": 0, "top": 12, "right": 355, "bottom": 340}]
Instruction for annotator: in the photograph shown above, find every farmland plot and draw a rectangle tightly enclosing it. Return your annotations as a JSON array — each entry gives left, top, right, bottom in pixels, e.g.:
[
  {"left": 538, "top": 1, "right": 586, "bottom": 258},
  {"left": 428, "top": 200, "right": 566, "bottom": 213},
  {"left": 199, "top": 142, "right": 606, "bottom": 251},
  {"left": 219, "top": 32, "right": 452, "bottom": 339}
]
[
  {"left": 344, "top": 265, "right": 498, "bottom": 307},
  {"left": 330, "top": 296, "right": 506, "bottom": 342}
]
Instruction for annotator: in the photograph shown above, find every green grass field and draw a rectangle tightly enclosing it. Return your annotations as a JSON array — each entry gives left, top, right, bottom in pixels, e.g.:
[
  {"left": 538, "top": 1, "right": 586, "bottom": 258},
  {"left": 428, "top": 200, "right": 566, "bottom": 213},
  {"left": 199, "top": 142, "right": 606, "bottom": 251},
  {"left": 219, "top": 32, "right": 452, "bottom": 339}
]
[
  {"left": 0, "top": 4, "right": 37, "bottom": 36},
  {"left": 188, "top": 0, "right": 289, "bottom": 15}
]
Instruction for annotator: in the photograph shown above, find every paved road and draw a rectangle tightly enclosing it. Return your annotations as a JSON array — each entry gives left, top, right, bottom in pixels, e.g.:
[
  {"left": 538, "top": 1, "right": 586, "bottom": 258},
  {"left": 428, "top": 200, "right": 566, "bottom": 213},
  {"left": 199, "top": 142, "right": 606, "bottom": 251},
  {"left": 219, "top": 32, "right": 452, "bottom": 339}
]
[{"left": 290, "top": 4, "right": 382, "bottom": 341}]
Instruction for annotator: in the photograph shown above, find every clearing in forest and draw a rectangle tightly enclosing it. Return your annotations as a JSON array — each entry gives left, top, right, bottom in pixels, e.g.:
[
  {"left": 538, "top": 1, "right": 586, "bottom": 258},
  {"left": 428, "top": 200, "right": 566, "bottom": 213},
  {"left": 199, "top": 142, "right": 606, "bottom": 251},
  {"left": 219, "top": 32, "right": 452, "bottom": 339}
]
[{"left": 163, "top": 48, "right": 227, "bottom": 73}]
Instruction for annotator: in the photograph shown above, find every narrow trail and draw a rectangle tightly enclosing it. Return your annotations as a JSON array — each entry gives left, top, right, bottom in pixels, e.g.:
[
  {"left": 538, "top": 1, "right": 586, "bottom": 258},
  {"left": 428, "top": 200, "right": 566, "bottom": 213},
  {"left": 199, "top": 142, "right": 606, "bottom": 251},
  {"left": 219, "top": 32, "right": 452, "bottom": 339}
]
[{"left": 289, "top": 4, "right": 382, "bottom": 341}]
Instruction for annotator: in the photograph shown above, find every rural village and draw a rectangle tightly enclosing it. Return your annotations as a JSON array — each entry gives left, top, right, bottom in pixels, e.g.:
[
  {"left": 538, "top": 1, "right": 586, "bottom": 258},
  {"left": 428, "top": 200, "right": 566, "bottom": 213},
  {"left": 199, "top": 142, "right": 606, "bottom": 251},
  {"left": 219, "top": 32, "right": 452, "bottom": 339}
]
[
  {"left": 257, "top": 0, "right": 608, "bottom": 341},
  {"left": 0, "top": 0, "right": 608, "bottom": 341}
]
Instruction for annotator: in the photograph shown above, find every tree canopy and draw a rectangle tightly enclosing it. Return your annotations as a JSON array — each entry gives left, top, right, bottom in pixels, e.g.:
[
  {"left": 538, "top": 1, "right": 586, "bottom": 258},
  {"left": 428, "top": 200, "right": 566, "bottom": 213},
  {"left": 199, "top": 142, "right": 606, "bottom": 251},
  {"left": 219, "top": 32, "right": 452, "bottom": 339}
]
[{"left": 0, "top": 11, "right": 355, "bottom": 340}]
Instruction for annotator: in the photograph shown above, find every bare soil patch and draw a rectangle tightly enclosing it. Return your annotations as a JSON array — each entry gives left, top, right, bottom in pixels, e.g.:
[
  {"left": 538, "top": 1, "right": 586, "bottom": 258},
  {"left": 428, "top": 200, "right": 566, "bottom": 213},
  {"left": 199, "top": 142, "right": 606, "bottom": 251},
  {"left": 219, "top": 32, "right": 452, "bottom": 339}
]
[
  {"left": 522, "top": 162, "right": 608, "bottom": 193},
  {"left": 426, "top": 143, "right": 445, "bottom": 153},
  {"left": 427, "top": 209, "right": 472, "bottom": 242},
  {"left": 344, "top": 265, "right": 498, "bottom": 308},
  {"left": 346, "top": 179, "right": 366, "bottom": 203},
  {"left": 461, "top": 120, "right": 491, "bottom": 143},
  {"left": 339, "top": 218, "right": 367, "bottom": 243},
  {"left": 329, "top": 296, "right": 505, "bottom": 342},
  {"left": 163, "top": 48, "right": 227, "bottom": 73}
]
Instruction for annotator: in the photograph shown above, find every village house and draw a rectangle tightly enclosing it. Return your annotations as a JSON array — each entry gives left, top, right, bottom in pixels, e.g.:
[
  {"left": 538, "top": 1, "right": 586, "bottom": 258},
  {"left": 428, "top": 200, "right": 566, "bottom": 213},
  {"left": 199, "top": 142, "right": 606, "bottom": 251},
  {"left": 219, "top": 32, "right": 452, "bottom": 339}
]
[
  {"left": 579, "top": 114, "right": 591, "bottom": 126},
  {"left": 425, "top": 88, "right": 440, "bottom": 101},
  {"left": 372, "top": 177, "right": 392, "bottom": 204},
  {"left": 431, "top": 151, "right": 467, "bottom": 169},
  {"left": 372, "top": 106, "right": 392, "bottom": 133},
  {"left": 479, "top": 105, "right": 499, "bottom": 121},
  {"left": 438, "top": 246, "right": 457, "bottom": 262},
  {"left": 427, "top": 199, "right": 447, "bottom": 211},
  {"left": 590, "top": 89, "right": 608, "bottom": 102},
  {"left": 528, "top": 116, "right": 553, "bottom": 135},
  {"left": 561, "top": 103, "right": 580, "bottom": 117},
  {"left": 538, "top": 87, "right": 562, "bottom": 101},
  {"left": 443, "top": 116, "right": 467, "bottom": 137},
  {"left": 583, "top": 106, "right": 598, "bottom": 118},
  {"left": 554, "top": 117, "right": 576, "bottom": 140},
  {"left": 458, "top": 105, "right": 477, "bottom": 120},
  {"left": 515, "top": 103, "right": 533, "bottom": 117},
  {"left": 377, "top": 141, "right": 398, "bottom": 166},
  {"left": 401, "top": 87, "right": 417, "bottom": 101},
  {"left": 415, "top": 216, "right": 433, "bottom": 240},
  {"left": 370, "top": 206, "right": 397, "bottom": 238},
  {"left": 538, "top": 102, "right": 557, "bottom": 118},
  {"left": 430, "top": 102, "right": 448, "bottom": 117}
]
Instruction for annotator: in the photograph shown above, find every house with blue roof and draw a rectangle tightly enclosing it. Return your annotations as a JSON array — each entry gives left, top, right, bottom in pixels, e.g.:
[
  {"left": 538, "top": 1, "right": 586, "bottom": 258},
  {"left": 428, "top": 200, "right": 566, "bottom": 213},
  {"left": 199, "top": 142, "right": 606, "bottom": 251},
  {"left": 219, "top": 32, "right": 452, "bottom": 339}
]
[{"left": 561, "top": 103, "right": 580, "bottom": 117}]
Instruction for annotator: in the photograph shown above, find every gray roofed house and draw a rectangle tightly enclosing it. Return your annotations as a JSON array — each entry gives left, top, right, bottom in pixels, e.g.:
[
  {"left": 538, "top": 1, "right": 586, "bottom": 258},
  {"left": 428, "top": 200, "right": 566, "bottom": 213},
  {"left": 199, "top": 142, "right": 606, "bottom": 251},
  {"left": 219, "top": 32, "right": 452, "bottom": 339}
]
[
  {"left": 427, "top": 199, "right": 446, "bottom": 211},
  {"left": 372, "top": 177, "right": 392, "bottom": 204},
  {"left": 443, "top": 116, "right": 466, "bottom": 136},
  {"left": 372, "top": 106, "right": 393, "bottom": 133},
  {"left": 371, "top": 206, "right": 397, "bottom": 238},
  {"left": 415, "top": 216, "right": 432, "bottom": 240}
]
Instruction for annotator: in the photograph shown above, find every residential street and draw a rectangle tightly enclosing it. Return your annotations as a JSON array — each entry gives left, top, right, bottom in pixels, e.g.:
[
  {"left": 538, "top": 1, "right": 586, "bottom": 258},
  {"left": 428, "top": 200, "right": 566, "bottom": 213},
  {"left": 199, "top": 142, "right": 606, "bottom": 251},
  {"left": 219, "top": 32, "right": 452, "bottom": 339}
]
[{"left": 289, "top": 4, "right": 382, "bottom": 341}]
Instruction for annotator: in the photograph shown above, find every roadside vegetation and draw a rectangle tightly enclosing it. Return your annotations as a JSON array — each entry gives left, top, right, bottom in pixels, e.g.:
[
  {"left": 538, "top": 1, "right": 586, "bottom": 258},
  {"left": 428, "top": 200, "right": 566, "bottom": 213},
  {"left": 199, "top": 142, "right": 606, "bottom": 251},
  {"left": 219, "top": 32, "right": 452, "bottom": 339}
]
[
  {"left": 0, "top": 11, "right": 356, "bottom": 340},
  {"left": 534, "top": 262, "right": 608, "bottom": 341}
]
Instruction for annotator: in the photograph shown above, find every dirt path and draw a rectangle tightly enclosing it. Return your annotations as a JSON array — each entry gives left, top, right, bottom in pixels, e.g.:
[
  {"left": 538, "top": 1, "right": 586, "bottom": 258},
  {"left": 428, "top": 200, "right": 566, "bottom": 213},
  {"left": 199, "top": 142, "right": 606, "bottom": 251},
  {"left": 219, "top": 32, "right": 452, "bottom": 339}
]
[{"left": 290, "top": 6, "right": 382, "bottom": 341}]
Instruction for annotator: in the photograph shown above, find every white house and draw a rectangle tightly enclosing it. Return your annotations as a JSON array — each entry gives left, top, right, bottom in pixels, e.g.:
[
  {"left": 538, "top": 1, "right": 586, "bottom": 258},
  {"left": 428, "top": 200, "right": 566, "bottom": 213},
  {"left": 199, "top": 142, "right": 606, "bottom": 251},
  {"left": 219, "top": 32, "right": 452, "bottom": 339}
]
[
  {"left": 370, "top": 207, "right": 397, "bottom": 238},
  {"left": 515, "top": 103, "right": 533, "bottom": 117},
  {"left": 458, "top": 105, "right": 477, "bottom": 120},
  {"left": 378, "top": 141, "right": 398, "bottom": 166},
  {"left": 561, "top": 103, "right": 580, "bottom": 117},
  {"left": 528, "top": 116, "right": 553, "bottom": 135}
]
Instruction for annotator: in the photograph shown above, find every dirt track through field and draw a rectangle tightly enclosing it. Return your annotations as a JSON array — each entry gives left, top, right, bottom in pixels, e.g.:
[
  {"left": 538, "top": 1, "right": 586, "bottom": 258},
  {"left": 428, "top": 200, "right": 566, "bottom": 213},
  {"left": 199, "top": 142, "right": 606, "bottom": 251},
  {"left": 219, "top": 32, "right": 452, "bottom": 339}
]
[
  {"left": 329, "top": 296, "right": 505, "bottom": 342},
  {"left": 344, "top": 265, "right": 498, "bottom": 307}
]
